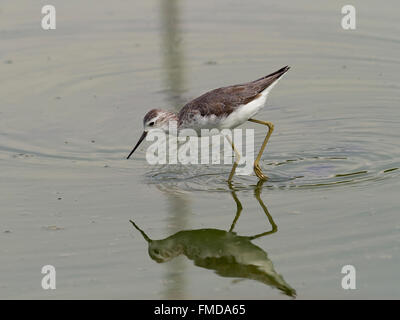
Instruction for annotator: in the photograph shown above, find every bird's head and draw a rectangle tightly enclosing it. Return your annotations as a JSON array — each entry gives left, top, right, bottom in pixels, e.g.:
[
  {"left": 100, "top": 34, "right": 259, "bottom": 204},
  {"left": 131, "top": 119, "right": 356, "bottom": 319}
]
[
  {"left": 127, "top": 109, "right": 177, "bottom": 159},
  {"left": 143, "top": 108, "right": 172, "bottom": 131}
]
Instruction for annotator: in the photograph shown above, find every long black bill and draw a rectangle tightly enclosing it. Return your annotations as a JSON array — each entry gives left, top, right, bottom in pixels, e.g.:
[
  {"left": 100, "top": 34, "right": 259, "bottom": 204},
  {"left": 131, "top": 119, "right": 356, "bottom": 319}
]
[{"left": 127, "top": 131, "right": 147, "bottom": 159}]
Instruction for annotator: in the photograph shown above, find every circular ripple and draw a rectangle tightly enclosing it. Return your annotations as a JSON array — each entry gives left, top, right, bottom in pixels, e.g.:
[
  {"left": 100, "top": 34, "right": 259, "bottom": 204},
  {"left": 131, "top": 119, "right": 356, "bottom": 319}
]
[{"left": 144, "top": 145, "right": 399, "bottom": 192}]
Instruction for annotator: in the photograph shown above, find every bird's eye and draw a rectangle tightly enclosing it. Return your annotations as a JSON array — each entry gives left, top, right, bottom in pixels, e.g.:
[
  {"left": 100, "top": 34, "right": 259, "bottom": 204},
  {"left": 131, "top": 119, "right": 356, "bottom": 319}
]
[{"left": 148, "top": 121, "right": 155, "bottom": 127}]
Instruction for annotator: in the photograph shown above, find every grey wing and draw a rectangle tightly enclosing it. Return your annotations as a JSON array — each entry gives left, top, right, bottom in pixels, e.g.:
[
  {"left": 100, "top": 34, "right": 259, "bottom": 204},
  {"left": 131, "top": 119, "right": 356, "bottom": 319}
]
[
  {"left": 178, "top": 66, "right": 290, "bottom": 126},
  {"left": 178, "top": 85, "right": 260, "bottom": 127}
]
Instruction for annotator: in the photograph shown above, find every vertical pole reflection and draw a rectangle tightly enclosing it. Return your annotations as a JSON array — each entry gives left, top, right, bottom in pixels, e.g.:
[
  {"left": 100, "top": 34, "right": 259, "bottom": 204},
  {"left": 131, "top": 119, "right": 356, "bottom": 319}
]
[
  {"left": 160, "top": 0, "right": 188, "bottom": 299},
  {"left": 163, "top": 192, "right": 190, "bottom": 299},
  {"left": 161, "top": 0, "right": 186, "bottom": 108}
]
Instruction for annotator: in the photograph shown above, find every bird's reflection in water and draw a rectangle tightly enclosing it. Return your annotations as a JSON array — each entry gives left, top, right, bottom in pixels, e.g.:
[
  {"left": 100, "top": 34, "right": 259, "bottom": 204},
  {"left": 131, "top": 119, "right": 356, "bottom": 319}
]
[{"left": 130, "top": 181, "right": 296, "bottom": 298}]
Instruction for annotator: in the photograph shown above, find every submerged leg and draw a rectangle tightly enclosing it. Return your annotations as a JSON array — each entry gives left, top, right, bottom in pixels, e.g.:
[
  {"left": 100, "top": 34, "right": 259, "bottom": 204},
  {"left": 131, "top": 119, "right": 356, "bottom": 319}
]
[
  {"left": 248, "top": 118, "right": 274, "bottom": 180},
  {"left": 224, "top": 134, "right": 241, "bottom": 182}
]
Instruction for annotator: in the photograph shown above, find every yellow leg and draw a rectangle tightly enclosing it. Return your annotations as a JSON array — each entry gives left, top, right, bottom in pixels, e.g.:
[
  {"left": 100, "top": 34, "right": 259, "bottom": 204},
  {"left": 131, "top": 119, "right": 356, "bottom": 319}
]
[
  {"left": 225, "top": 135, "right": 241, "bottom": 182},
  {"left": 248, "top": 118, "right": 274, "bottom": 181}
]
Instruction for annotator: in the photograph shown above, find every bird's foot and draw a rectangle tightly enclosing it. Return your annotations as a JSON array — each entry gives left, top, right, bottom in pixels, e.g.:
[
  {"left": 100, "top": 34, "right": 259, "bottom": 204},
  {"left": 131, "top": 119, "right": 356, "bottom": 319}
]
[{"left": 254, "top": 164, "right": 269, "bottom": 181}]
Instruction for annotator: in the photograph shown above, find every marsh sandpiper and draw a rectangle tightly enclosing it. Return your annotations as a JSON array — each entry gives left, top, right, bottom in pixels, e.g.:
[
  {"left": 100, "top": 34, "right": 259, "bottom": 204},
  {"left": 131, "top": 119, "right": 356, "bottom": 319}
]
[{"left": 127, "top": 66, "right": 290, "bottom": 181}]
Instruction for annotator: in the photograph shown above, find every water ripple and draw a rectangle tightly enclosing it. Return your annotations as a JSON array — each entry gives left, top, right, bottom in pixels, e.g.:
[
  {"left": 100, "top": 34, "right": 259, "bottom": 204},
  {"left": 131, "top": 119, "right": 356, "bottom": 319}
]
[{"left": 144, "top": 146, "right": 399, "bottom": 192}]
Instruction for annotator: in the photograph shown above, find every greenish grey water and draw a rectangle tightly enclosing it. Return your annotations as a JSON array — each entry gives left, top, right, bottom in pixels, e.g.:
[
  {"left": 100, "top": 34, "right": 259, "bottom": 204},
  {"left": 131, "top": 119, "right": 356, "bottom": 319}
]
[{"left": 1, "top": 0, "right": 399, "bottom": 299}]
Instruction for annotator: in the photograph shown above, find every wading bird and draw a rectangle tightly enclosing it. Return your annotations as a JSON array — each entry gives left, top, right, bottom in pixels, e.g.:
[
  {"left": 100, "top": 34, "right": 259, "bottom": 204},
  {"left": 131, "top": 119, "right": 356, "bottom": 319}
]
[{"left": 127, "top": 66, "right": 290, "bottom": 181}]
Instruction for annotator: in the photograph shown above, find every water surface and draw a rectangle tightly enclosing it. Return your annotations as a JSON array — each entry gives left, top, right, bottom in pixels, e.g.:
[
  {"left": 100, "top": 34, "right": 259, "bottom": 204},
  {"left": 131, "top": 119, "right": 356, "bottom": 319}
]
[{"left": 0, "top": 0, "right": 399, "bottom": 299}]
